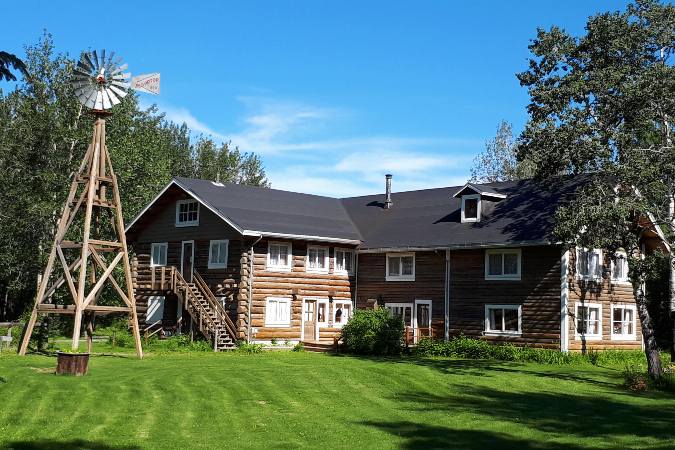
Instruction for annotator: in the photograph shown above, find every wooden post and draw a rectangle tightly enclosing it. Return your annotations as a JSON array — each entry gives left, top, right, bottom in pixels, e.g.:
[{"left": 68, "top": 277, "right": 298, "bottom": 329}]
[{"left": 18, "top": 114, "right": 143, "bottom": 358}]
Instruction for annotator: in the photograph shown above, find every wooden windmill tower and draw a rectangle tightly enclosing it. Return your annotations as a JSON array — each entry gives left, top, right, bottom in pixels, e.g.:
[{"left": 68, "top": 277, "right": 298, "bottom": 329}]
[{"left": 18, "top": 50, "right": 160, "bottom": 358}]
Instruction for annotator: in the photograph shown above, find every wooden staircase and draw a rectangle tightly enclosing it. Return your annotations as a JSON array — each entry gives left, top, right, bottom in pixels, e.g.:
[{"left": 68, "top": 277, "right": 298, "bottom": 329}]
[{"left": 170, "top": 268, "right": 237, "bottom": 351}]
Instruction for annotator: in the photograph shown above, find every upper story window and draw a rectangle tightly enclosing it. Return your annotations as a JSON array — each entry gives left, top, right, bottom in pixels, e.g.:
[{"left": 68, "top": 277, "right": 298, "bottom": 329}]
[
  {"left": 386, "top": 252, "right": 415, "bottom": 281},
  {"left": 267, "top": 242, "right": 292, "bottom": 272},
  {"left": 461, "top": 194, "right": 481, "bottom": 223},
  {"left": 208, "top": 240, "right": 229, "bottom": 269},
  {"left": 335, "top": 248, "right": 355, "bottom": 275},
  {"left": 175, "top": 199, "right": 199, "bottom": 227},
  {"left": 576, "top": 248, "right": 603, "bottom": 281},
  {"left": 611, "top": 251, "right": 630, "bottom": 283},
  {"left": 150, "top": 242, "right": 167, "bottom": 267},
  {"left": 485, "top": 249, "right": 521, "bottom": 280},
  {"left": 306, "top": 246, "right": 329, "bottom": 274}
]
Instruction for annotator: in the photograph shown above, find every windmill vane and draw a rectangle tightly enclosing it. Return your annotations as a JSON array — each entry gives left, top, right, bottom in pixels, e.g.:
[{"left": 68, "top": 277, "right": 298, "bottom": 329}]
[{"left": 71, "top": 49, "right": 160, "bottom": 111}]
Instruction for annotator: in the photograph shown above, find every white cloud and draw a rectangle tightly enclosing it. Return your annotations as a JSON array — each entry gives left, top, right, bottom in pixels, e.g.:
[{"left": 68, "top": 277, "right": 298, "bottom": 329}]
[{"left": 148, "top": 96, "right": 484, "bottom": 197}]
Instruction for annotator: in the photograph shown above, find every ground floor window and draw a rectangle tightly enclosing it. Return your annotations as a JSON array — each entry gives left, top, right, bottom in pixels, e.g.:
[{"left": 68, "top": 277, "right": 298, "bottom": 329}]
[
  {"left": 484, "top": 304, "right": 521, "bottom": 335},
  {"left": 265, "top": 297, "right": 291, "bottom": 327},
  {"left": 611, "top": 304, "right": 636, "bottom": 340},
  {"left": 575, "top": 303, "right": 602, "bottom": 339},
  {"left": 333, "top": 301, "right": 352, "bottom": 327},
  {"left": 385, "top": 303, "right": 413, "bottom": 327}
]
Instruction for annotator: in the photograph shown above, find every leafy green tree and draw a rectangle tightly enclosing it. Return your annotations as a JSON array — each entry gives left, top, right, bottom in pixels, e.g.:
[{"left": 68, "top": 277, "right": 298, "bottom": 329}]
[
  {"left": 517, "top": 0, "right": 675, "bottom": 378},
  {"left": 0, "top": 34, "right": 269, "bottom": 320},
  {"left": 470, "top": 121, "right": 534, "bottom": 183},
  {"left": 0, "top": 51, "right": 27, "bottom": 81}
]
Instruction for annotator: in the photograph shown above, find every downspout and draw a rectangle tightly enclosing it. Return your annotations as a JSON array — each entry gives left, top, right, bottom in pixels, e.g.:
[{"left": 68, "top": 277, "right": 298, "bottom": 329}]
[
  {"left": 246, "top": 235, "right": 262, "bottom": 343},
  {"left": 353, "top": 251, "right": 359, "bottom": 311},
  {"left": 560, "top": 249, "right": 570, "bottom": 353},
  {"left": 444, "top": 249, "right": 450, "bottom": 341}
]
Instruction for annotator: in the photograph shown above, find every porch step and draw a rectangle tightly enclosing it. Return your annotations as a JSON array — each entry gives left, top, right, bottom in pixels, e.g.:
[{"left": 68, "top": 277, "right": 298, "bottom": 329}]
[{"left": 301, "top": 341, "right": 336, "bottom": 353}]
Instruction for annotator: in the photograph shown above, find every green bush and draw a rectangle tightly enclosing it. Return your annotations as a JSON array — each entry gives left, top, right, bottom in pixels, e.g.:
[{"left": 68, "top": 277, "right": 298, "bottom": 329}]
[
  {"left": 292, "top": 342, "right": 304, "bottom": 352},
  {"left": 148, "top": 335, "right": 212, "bottom": 353},
  {"left": 235, "top": 341, "right": 264, "bottom": 354},
  {"left": 341, "top": 308, "right": 404, "bottom": 356},
  {"left": 623, "top": 365, "right": 649, "bottom": 392}
]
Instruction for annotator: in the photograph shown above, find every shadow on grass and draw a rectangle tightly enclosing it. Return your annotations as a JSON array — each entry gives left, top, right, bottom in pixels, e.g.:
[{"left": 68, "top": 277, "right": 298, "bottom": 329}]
[{"left": 1, "top": 440, "right": 141, "bottom": 450}]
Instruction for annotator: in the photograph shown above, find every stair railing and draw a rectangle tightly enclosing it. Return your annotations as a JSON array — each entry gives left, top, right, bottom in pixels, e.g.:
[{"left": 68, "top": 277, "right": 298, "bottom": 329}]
[
  {"left": 173, "top": 269, "right": 220, "bottom": 345},
  {"left": 192, "top": 271, "right": 238, "bottom": 343}
]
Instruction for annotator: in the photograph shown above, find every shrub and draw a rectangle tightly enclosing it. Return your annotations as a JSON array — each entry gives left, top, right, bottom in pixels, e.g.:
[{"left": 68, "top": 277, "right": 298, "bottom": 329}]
[
  {"left": 623, "top": 365, "right": 649, "bottom": 392},
  {"left": 341, "top": 308, "right": 404, "bottom": 356},
  {"left": 235, "top": 341, "right": 264, "bottom": 354},
  {"left": 109, "top": 329, "right": 134, "bottom": 348},
  {"left": 292, "top": 342, "right": 305, "bottom": 352}
]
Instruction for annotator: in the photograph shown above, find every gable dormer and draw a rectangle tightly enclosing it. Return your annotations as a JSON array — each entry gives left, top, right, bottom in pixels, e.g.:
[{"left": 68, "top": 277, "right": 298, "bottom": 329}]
[{"left": 453, "top": 183, "right": 507, "bottom": 223}]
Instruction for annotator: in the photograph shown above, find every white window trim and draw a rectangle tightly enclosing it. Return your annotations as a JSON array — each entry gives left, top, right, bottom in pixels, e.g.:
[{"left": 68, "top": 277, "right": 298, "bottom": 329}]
[
  {"left": 576, "top": 248, "right": 603, "bottom": 281},
  {"left": 334, "top": 248, "right": 355, "bottom": 275},
  {"left": 385, "top": 252, "right": 416, "bottom": 281},
  {"left": 304, "top": 297, "right": 329, "bottom": 327},
  {"left": 150, "top": 242, "right": 168, "bottom": 267},
  {"left": 611, "top": 251, "right": 630, "bottom": 284},
  {"left": 306, "top": 245, "right": 329, "bottom": 274},
  {"left": 484, "top": 304, "right": 522, "bottom": 336},
  {"left": 332, "top": 299, "right": 353, "bottom": 328},
  {"left": 266, "top": 241, "right": 293, "bottom": 272},
  {"left": 207, "top": 239, "right": 229, "bottom": 269},
  {"left": 484, "top": 248, "right": 522, "bottom": 281},
  {"left": 610, "top": 303, "right": 637, "bottom": 341},
  {"left": 461, "top": 194, "right": 481, "bottom": 223},
  {"left": 574, "top": 302, "right": 603, "bottom": 341},
  {"left": 264, "top": 297, "right": 292, "bottom": 327},
  {"left": 175, "top": 199, "right": 200, "bottom": 227}
]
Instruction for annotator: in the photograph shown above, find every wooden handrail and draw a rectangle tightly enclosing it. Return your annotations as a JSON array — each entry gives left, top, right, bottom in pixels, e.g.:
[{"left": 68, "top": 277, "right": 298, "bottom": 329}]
[
  {"left": 173, "top": 270, "right": 219, "bottom": 341},
  {"left": 192, "top": 271, "right": 238, "bottom": 342},
  {"left": 404, "top": 326, "right": 435, "bottom": 346}
]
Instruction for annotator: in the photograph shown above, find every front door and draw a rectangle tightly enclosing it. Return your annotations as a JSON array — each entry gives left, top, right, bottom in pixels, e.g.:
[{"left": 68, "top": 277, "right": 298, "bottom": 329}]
[
  {"left": 414, "top": 300, "right": 432, "bottom": 342},
  {"left": 303, "top": 300, "right": 317, "bottom": 341},
  {"left": 181, "top": 241, "right": 194, "bottom": 282}
]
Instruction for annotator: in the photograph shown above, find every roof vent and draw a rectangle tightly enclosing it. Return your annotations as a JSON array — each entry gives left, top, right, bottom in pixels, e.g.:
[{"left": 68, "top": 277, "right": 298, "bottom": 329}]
[{"left": 384, "top": 174, "right": 393, "bottom": 209}]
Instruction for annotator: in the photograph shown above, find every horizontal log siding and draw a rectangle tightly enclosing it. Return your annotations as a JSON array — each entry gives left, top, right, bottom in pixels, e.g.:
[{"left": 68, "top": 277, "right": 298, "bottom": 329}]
[
  {"left": 356, "top": 251, "right": 446, "bottom": 339},
  {"left": 448, "top": 246, "right": 561, "bottom": 348},
  {"left": 567, "top": 250, "right": 642, "bottom": 351},
  {"left": 250, "top": 239, "right": 356, "bottom": 341}
]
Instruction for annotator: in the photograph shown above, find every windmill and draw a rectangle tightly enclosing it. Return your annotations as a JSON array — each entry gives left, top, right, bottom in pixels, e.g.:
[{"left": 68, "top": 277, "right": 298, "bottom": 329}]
[{"left": 18, "top": 50, "right": 160, "bottom": 358}]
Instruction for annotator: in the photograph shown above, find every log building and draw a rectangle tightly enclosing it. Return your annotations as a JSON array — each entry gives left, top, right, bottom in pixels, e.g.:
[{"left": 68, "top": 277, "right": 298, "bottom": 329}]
[{"left": 125, "top": 175, "right": 664, "bottom": 351}]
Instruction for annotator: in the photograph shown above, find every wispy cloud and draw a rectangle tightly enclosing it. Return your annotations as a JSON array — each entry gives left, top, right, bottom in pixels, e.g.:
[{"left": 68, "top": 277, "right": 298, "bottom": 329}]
[{"left": 149, "top": 96, "right": 484, "bottom": 197}]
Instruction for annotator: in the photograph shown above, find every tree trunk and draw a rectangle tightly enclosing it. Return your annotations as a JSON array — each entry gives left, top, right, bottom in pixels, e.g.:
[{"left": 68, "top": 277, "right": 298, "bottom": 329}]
[{"left": 634, "top": 278, "right": 662, "bottom": 379}]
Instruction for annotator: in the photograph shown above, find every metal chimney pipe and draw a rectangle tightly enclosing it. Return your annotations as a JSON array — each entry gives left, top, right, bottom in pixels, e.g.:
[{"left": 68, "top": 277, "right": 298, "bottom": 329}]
[{"left": 384, "top": 174, "right": 393, "bottom": 209}]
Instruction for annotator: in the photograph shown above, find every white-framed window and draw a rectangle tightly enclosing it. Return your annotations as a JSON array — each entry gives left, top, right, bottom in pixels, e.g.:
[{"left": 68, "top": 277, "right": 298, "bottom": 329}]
[
  {"left": 575, "top": 302, "right": 602, "bottom": 340},
  {"left": 306, "top": 246, "right": 329, "bottom": 274},
  {"left": 385, "top": 302, "right": 413, "bottom": 327},
  {"left": 208, "top": 240, "right": 229, "bottom": 269},
  {"left": 611, "top": 251, "right": 630, "bottom": 283},
  {"left": 332, "top": 300, "right": 353, "bottom": 327},
  {"left": 461, "top": 194, "right": 481, "bottom": 223},
  {"left": 485, "top": 249, "right": 522, "bottom": 280},
  {"left": 484, "top": 304, "right": 522, "bottom": 335},
  {"left": 611, "top": 304, "right": 637, "bottom": 340},
  {"left": 150, "top": 242, "right": 168, "bottom": 267},
  {"left": 334, "top": 248, "right": 355, "bottom": 275},
  {"left": 386, "top": 252, "right": 415, "bottom": 281},
  {"left": 267, "top": 242, "right": 292, "bottom": 272},
  {"left": 576, "top": 248, "right": 603, "bottom": 281},
  {"left": 175, "top": 199, "right": 199, "bottom": 227},
  {"left": 265, "top": 297, "right": 291, "bottom": 327}
]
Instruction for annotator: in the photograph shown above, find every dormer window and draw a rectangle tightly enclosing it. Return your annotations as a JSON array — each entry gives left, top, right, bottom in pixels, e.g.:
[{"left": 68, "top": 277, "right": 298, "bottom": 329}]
[
  {"left": 452, "top": 182, "right": 507, "bottom": 224},
  {"left": 461, "top": 194, "right": 481, "bottom": 223}
]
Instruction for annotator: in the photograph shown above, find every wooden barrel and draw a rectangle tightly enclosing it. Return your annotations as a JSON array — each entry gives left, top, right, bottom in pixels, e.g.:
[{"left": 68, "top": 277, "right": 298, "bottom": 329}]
[{"left": 56, "top": 352, "right": 90, "bottom": 376}]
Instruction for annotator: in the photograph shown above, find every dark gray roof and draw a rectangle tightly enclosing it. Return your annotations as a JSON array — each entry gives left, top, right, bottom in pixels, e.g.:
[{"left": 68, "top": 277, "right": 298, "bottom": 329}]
[
  {"left": 174, "top": 177, "right": 362, "bottom": 242},
  {"left": 340, "top": 177, "right": 588, "bottom": 249},
  {"left": 129, "top": 175, "right": 587, "bottom": 249}
]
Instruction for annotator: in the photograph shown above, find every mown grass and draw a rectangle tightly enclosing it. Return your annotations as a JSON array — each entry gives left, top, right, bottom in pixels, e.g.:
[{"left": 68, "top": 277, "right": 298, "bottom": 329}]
[{"left": 1, "top": 351, "right": 674, "bottom": 449}]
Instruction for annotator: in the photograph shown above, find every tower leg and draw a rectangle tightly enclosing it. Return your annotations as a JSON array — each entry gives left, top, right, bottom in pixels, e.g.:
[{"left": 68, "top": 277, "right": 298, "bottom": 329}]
[
  {"left": 71, "top": 306, "right": 84, "bottom": 351},
  {"left": 18, "top": 308, "right": 38, "bottom": 355}
]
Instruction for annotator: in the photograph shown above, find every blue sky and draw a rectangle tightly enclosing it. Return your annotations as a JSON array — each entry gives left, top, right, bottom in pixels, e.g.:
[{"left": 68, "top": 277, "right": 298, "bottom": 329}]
[{"left": 6, "top": 0, "right": 630, "bottom": 197}]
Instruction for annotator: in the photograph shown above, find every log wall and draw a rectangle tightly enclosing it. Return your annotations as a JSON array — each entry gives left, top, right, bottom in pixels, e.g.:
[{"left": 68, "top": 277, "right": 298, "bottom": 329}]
[
  {"left": 567, "top": 250, "right": 643, "bottom": 351},
  {"left": 250, "top": 239, "right": 356, "bottom": 342}
]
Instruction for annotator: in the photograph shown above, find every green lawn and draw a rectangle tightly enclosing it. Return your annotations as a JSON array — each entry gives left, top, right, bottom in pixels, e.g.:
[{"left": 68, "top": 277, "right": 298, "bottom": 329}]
[{"left": 1, "top": 351, "right": 674, "bottom": 450}]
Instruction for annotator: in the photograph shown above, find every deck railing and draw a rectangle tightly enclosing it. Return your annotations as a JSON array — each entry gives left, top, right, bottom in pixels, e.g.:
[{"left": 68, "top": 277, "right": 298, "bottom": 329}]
[{"left": 404, "top": 326, "right": 435, "bottom": 346}]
